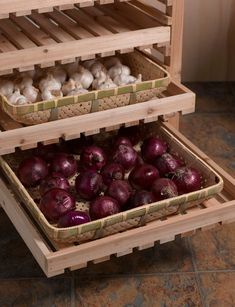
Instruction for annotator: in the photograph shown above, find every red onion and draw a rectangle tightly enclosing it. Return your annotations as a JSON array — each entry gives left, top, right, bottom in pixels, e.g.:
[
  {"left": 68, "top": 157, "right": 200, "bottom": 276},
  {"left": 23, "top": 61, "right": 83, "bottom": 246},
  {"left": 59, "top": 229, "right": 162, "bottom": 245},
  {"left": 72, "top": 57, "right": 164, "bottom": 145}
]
[
  {"left": 89, "top": 196, "right": 120, "bottom": 220},
  {"left": 39, "top": 172, "right": 70, "bottom": 196},
  {"left": 58, "top": 211, "right": 90, "bottom": 227},
  {"left": 112, "top": 144, "right": 137, "bottom": 171},
  {"left": 107, "top": 180, "right": 132, "bottom": 207},
  {"left": 129, "top": 164, "right": 159, "bottom": 190},
  {"left": 152, "top": 178, "right": 178, "bottom": 201},
  {"left": 80, "top": 145, "right": 107, "bottom": 171},
  {"left": 34, "top": 144, "right": 57, "bottom": 162},
  {"left": 101, "top": 163, "right": 125, "bottom": 186},
  {"left": 141, "top": 137, "right": 168, "bottom": 163},
  {"left": 113, "top": 136, "right": 132, "bottom": 148},
  {"left": 75, "top": 170, "right": 103, "bottom": 200},
  {"left": 172, "top": 167, "right": 203, "bottom": 194},
  {"left": 130, "top": 190, "right": 155, "bottom": 208},
  {"left": 118, "top": 126, "right": 140, "bottom": 146},
  {"left": 50, "top": 153, "right": 77, "bottom": 178},
  {"left": 18, "top": 156, "right": 48, "bottom": 187},
  {"left": 40, "top": 188, "right": 75, "bottom": 222},
  {"left": 154, "top": 153, "right": 185, "bottom": 177}
]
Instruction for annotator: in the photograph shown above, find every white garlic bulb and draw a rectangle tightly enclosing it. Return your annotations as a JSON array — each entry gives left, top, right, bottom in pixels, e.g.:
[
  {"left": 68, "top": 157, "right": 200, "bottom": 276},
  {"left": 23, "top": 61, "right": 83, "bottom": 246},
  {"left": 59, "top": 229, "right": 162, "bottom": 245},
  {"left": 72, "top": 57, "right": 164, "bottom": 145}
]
[
  {"left": 71, "top": 66, "right": 93, "bottom": 89},
  {"left": 62, "top": 79, "right": 83, "bottom": 96},
  {"left": 83, "top": 59, "right": 97, "bottom": 70},
  {"left": 0, "top": 79, "right": 14, "bottom": 97},
  {"left": 17, "top": 76, "right": 34, "bottom": 91},
  {"left": 48, "top": 66, "right": 67, "bottom": 84},
  {"left": 104, "top": 57, "right": 121, "bottom": 69},
  {"left": 92, "top": 71, "right": 107, "bottom": 90},
  {"left": 7, "top": 89, "right": 29, "bottom": 105},
  {"left": 23, "top": 86, "right": 39, "bottom": 103},
  {"left": 113, "top": 73, "right": 142, "bottom": 86},
  {"left": 65, "top": 60, "right": 80, "bottom": 77},
  {"left": 39, "top": 73, "right": 61, "bottom": 92},
  {"left": 90, "top": 62, "right": 107, "bottom": 79},
  {"left": 108, "top": 64, "right": 131, "bottom": 80},
  {"left": 41, "top": 89, "right": 63, "bottom": 101}
]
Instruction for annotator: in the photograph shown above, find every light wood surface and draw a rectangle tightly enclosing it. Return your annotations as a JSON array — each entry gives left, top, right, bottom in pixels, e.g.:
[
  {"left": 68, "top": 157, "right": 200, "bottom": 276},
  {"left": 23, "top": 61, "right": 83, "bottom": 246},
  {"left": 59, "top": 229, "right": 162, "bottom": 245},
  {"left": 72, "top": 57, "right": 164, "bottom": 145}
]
[{"left": 182, "top": 0, "right": 235, "bottom": 81}]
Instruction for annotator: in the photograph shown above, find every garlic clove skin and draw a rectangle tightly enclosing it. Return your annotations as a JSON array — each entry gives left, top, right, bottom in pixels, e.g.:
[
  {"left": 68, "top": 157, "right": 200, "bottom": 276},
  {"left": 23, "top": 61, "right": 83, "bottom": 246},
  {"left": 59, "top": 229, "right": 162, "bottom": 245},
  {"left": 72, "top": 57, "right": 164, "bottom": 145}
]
[
  {"left": 83, "top": 59, "right": 97, "bottom": 70},
  {"left": 65, "top": 60, "right": 80, "bottom": 77},
  {"left": 39, "top": 73, "right": 61, "bottom": 92},
  {"left": 23, "top": 86, "right": 39, "bottom": 103},
  {"left": 62, "top": 78, "right": 76, "bottom": 96},
  {"left": 0, "top": 79, "right": 14, "bottom": 97},
  {"left": 41, "top": 89, "right": 63, "bottom": 101},
  {"left": 7, "top": 89, "right": 29, "bottom": 105},
  {"left": 48, "top": 66, "right": 67, "bottom": 84},
  {"left": 108, "top": 64, "right": 131, "bottom": 80},
  {"left": 90, "top": 62, "right": 107, "bottom": 79},
  {"left": 71, "top": 67, "right": 93, "bottom": 89},
  {"left": 104, "top": 57, "right": 121, "bottom": 69}
]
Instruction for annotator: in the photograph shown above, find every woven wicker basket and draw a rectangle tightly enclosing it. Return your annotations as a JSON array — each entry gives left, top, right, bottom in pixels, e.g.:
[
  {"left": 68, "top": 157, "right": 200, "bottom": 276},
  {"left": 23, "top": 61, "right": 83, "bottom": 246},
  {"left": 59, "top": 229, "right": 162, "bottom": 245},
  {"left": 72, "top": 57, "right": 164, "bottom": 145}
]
[
  {"left": 0, "top": 123, "right": 223, "bottom": 244},
  {"left": 0, "top": 51, "right": 169, "bottom": 125}
]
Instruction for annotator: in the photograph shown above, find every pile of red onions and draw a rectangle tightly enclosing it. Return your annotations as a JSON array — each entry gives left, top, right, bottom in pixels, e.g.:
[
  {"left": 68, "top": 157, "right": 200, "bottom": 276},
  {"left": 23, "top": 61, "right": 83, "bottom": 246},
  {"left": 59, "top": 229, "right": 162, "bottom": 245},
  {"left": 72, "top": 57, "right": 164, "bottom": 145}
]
[{"left": 17, "top": 126, "right": 204, "bottom": 228}]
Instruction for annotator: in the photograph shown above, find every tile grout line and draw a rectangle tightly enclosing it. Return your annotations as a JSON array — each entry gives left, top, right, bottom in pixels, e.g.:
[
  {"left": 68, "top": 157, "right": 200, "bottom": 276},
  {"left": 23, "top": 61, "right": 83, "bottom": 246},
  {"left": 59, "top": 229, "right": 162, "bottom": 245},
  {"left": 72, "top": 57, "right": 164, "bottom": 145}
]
[{"left": 186, "top": 237, "right": 207, "bottom": 307}]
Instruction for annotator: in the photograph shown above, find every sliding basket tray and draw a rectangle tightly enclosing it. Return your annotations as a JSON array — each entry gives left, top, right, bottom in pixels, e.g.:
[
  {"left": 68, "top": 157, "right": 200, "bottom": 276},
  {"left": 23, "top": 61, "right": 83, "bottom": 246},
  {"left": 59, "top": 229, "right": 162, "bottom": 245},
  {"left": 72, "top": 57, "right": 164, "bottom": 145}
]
[
  {"left": 0, "top": 50, "right": 169, "bottom": 125},
  {"left": 0, "top": 123, "right": 223, "bottom": 244}
]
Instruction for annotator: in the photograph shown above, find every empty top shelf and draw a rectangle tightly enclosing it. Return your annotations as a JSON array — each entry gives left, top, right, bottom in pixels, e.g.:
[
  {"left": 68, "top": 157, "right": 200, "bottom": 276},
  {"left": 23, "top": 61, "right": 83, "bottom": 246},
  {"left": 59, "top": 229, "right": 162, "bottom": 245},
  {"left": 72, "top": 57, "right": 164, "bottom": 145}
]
[{"left": 0, "top": 2, "right": 170, "bottom": 74}]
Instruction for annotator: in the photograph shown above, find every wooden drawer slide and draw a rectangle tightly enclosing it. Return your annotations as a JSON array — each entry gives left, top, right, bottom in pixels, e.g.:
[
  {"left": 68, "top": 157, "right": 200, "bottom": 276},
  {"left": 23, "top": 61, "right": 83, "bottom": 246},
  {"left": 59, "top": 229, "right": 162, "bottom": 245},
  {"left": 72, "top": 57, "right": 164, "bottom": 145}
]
[{"left": 0, "top": 122, "right": 234, "bottom": 277}]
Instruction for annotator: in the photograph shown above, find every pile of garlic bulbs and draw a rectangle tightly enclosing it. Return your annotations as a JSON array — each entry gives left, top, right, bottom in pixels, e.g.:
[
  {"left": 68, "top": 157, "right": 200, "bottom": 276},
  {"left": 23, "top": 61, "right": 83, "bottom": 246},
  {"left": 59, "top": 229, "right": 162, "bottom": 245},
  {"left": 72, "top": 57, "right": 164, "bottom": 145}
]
[{"left": 0, "top": 56, "right": 142, "bottom": 106}]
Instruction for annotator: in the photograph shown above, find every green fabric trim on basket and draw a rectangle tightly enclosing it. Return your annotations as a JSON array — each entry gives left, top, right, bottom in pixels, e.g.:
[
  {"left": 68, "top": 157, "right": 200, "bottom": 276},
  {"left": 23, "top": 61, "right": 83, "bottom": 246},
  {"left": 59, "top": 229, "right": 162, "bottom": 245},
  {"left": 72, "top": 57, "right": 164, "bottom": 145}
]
[
  {"left": 105, "top": 215, "right": 123, "bottom": 226},
  {"left": 43, "top": 100, "right": 56, "bottom": 110},
  {"left": 97, "top": 89, "right": 115, "bottom": 99},
  {"left": 126, "top": 207, "right": 146, "bottom": 219},
  {"left": 60, "top": 228, "right": 78, "bottom": 239},
  {"left": 136, "top": 81, "right": 153, "bottom": 91},
  {"left": 186, "top": 193, "right": 201, "bottom": 202},
  {"left": 117, "top": 85, "right": 133, "bottom": 94},
  {"left": 80, "top": 221, "right": 101, "bottom": 233},
  {"left": 57, "top": 96, "right": 74, "bottom": 107},
  {"left": 16, "top": 104, "right": 35, "bottom": 115},
  {"left": 77, "top": 92, "right": 95, "bottom": 103},
  {"left": 155, "top": 79, "right": 165, "bottom": 87}
]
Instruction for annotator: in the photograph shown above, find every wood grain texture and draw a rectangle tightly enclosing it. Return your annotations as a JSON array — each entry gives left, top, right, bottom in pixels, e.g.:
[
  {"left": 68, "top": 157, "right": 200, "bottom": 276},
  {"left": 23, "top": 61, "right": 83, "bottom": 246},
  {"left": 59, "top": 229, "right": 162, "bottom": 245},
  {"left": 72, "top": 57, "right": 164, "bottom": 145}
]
[{"left": 182, "top": 0, "right": 235, "bottom": 81}]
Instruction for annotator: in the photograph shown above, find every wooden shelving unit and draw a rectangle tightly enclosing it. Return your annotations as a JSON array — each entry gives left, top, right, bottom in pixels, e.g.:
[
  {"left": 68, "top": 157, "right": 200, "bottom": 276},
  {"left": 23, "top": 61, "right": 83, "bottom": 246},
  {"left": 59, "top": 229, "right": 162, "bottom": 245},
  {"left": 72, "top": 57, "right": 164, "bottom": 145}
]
[
  {"left": 0, "top": 1, "right": 170, "bottom": 74},
  {"left": 0, "top": 0, "right": 234, "bottom": 277}
]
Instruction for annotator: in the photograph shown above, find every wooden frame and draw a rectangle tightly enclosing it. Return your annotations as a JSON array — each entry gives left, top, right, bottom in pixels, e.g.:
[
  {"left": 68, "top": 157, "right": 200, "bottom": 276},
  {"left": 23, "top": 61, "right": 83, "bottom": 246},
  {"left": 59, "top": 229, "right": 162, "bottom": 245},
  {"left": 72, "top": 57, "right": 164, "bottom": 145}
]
[{"left": 1, "top": 123, "right": 234, "bottom": 277}]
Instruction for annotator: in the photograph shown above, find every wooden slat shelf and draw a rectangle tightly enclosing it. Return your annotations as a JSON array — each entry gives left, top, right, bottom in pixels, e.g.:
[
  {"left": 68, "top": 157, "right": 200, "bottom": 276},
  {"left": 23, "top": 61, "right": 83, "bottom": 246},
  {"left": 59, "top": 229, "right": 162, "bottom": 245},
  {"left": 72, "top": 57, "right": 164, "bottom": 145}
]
[
  {"left": 0, "top": 123, "right": 234, "bottom": 277},
  {"left": 0, "top": 2, "right": 170, "bottom": 74},
  {"left": 0, "top": 82, "right": 195, "bottom": 155}
]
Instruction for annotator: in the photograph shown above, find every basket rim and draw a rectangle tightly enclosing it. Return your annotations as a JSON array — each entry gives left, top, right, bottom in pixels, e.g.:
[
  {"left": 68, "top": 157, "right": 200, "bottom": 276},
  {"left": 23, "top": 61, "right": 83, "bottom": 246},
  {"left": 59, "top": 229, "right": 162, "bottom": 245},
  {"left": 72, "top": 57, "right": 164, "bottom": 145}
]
[
  {"left": 0, "top": 50, "right": 170, "bottom": 115},
  {"left": 0, "top": 124, "right": 224, "bottom": 238}
]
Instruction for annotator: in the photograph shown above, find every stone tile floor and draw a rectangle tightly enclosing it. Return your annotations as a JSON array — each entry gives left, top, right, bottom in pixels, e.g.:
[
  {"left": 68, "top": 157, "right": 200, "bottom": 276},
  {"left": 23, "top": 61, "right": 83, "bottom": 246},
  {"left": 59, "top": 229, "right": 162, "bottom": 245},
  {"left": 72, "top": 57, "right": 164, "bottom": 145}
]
[{"left": 0, "top": 83, "right": 234, "bottom": 306}]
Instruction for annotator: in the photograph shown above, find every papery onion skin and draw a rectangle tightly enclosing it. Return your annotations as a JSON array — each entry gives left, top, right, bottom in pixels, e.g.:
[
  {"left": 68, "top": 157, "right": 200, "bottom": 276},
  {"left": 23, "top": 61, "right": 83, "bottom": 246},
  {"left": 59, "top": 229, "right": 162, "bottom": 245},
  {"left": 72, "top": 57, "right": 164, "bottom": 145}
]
[
  {"left": 80, "top": 145, "right": 107, "bottom": 171},
  {"left": 75, "top": 170, "right": 103, "bottom": 200},
  {"left": 18, "top": 156, "right": 49, "bottom": 187},
  {"left": 130, "top": 190, "right": 155, "bottom": 208},
  {"left": 107, "top": 180, "right": 132, "bottom": 207},
  {"left": 141, "top": 137, "right": 168, "bottom": 163},
  {"left": 39, "top": 172, "right": 70, "bottom": 196},
  {"left": 172, "top": 167, "right": 203, "bottom": 194},
  {"left": 50, "top": 153, "right": 77, "bottom": 178},
  {"left": 154, "top": 153, "right": 185, "bottom": 177},
  {"left": 112, "top": 144, "right": 137, "bottom": 171},
  {"left": 89, "top": 196, "right": 120, "bottom": 220},
  {"left": 129, "top": 164, "right": 159, "bottom": 190},
  {"left": 58, "top": 211, "right": 90, "bottom": 227},
  {"left": 40, "top": 188, "right": 75, "bottom": 222},
  {"left": 152, "top": 178, "right": 178, "bottom": 201},
  {"left": 101, "top": 163, "right": 125, "bottom": 186},
  {"left": 113, "top": 136, "right": 132, "bottom": 148}
]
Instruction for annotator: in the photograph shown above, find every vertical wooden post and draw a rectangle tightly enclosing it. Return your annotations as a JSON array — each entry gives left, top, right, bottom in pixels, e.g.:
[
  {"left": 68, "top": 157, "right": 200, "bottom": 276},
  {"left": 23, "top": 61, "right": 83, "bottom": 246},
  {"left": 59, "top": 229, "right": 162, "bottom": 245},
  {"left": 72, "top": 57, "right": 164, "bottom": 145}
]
[{"left": 167, "top": 0, "right": 185, "bottom": 129}]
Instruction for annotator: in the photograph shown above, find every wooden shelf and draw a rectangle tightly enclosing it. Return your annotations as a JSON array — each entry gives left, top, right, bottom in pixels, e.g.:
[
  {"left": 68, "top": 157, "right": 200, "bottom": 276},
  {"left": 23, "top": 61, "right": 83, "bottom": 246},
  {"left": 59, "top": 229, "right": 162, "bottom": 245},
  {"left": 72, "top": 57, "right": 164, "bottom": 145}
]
[
  {"left": 0, "top": 82, "right": 195, "bottom": 155},
  {"left": 0, "top": 2, "right": 170, "bottom": 74},
  {"left": 0, "top": 122, "right": 234, "bottom": 277}
]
